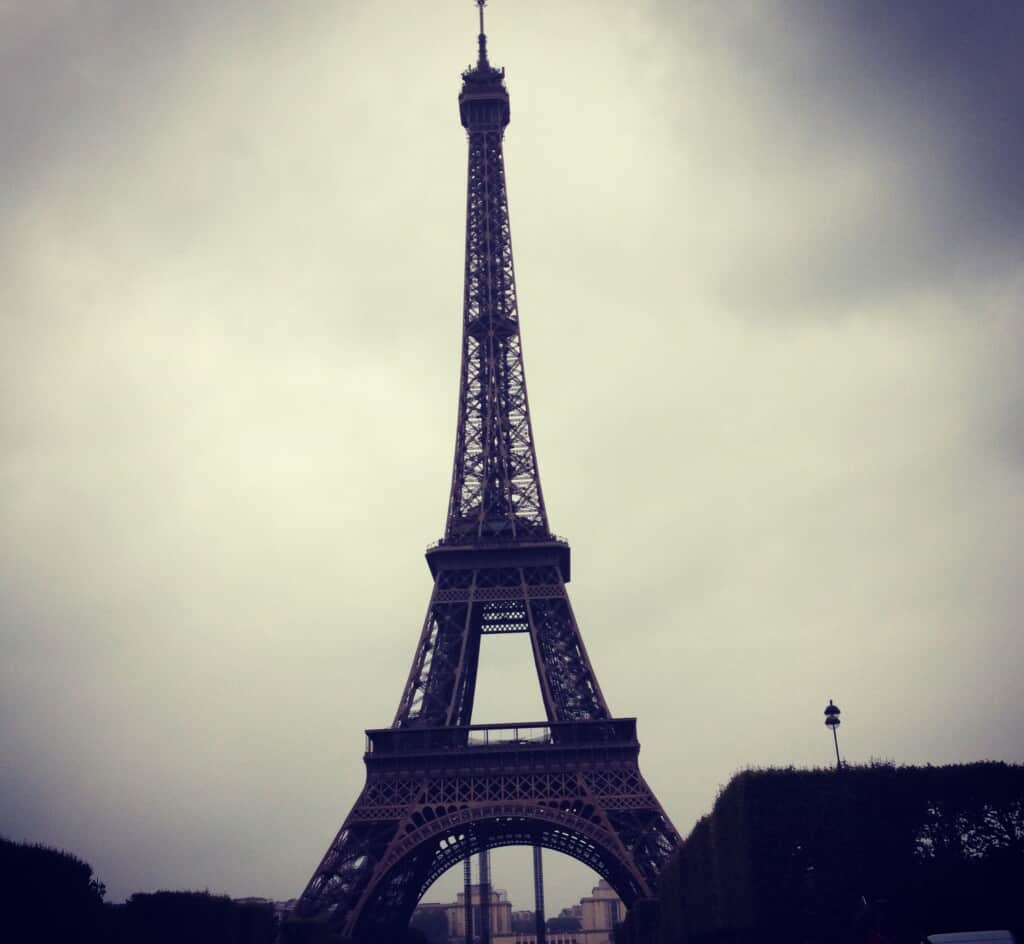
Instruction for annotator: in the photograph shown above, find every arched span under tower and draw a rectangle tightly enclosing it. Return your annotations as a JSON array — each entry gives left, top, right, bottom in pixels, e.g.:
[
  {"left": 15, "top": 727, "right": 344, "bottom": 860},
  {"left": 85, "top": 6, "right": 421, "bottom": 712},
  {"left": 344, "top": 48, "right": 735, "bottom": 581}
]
[{"left": 301, "top": 720, "right": 676, "bottom": 940}]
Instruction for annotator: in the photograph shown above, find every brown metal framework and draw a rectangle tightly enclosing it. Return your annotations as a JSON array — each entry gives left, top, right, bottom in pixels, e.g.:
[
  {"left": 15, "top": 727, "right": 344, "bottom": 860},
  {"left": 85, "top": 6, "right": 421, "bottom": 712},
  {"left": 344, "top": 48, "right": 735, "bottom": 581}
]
[{"left": 291, "top": 7, "right": 679, "bottom": 939}]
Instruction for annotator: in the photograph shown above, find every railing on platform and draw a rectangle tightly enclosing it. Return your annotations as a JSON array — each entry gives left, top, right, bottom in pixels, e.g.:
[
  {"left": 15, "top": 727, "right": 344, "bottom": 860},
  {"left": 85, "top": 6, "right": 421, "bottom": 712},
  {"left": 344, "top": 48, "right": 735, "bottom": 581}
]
[
  {"left": 365, "top": 718, "right": 637, "bottom": 755},
  {"left": 425, "top": 534, "right": 570, "bottom": 552}
]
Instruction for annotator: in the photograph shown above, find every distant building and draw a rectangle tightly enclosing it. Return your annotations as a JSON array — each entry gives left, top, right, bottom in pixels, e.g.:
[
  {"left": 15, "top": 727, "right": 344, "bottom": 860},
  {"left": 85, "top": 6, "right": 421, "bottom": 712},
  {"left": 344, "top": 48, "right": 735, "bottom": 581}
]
[
  {"left": 446, "top": 884, "right": 513, "bottom": 938},
  {"left": 579, "top": 880, "right": 624, "bottom": 938},
  {"left": 510, "top": 880, "right": 623, "bottom": 944},
  {"left": 411, "top": 878, "right": 625, "bottom": 944}
]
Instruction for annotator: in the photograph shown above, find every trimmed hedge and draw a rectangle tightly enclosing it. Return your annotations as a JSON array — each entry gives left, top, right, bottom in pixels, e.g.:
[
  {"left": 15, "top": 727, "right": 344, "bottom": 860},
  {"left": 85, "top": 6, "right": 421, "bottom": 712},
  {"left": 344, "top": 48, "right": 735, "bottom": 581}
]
[
  {"left": 627, "top": 762, "right": 1024, "bottom": 944},
  {"left": 112, "top": 890, "right": 276, "bottom": 944}
]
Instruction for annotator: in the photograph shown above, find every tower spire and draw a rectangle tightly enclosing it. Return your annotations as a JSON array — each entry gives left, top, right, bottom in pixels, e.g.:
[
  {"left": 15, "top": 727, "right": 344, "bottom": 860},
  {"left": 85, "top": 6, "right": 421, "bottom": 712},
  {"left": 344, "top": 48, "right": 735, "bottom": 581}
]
[{"left": 476, "top": 0, "right": 489, "bottom": 68}]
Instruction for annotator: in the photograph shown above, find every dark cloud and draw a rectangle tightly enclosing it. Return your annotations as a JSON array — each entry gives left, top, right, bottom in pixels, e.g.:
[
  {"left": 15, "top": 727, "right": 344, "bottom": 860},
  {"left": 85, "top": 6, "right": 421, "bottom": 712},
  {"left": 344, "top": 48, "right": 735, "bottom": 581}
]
[
  {"left": 650, "top": 1, "right": 1024, "bottom": 315},
  {"left": 832, "top": 0, "right": 1024, "bottom": 247},
  {"left": 839, "top": 1, "right": 1024, "bottom": 172}
]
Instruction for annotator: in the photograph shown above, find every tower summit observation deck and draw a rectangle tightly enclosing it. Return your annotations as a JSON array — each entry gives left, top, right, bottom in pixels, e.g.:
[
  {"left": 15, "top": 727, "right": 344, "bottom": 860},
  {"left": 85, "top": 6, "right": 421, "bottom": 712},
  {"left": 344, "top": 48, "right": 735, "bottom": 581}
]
[{"left": 287, "top": 5, "right": 680, "bottom": 939}]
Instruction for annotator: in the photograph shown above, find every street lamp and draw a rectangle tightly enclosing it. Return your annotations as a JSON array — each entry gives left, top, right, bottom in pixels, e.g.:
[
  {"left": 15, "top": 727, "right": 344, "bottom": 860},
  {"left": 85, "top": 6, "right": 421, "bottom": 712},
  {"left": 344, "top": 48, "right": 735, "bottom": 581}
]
[{"left": 824, "top": 700, "right": 842, "bottom": 769}]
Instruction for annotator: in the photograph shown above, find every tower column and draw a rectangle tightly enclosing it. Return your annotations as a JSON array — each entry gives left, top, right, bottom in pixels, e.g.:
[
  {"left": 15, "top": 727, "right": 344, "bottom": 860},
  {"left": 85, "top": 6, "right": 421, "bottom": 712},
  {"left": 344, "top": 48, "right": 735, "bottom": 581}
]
[
  {"left": 533, "top": 845, "right": 547, "bottom": 944},
  {"left": 479, "top": 848, "right": 492, "bottom": 944},
  {"left": 463, "top": 855, "right": 473, "bottom": 944}
]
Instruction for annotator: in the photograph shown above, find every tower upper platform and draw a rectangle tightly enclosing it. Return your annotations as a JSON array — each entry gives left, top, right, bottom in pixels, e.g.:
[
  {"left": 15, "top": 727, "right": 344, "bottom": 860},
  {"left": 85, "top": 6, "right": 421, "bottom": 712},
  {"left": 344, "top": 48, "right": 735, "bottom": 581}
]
[
  {"left": 459, "top": 2, "right": 510, "bottom": 130},
  {"left": 459, "top": 59, "right": 509, "bottom": 130}
]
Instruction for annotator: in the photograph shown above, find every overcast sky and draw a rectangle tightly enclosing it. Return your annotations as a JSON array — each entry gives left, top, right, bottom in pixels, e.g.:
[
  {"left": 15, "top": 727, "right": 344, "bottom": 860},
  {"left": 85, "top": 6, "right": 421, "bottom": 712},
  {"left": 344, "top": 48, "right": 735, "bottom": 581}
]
[{"left": 2, "top": 0, "right": 1022, "bottom": 915}]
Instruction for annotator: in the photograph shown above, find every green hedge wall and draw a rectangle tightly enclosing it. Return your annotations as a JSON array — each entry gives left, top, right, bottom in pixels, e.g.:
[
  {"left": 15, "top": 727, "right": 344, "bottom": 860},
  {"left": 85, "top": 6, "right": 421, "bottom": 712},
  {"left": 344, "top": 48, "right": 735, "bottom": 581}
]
[{"left": 650, "top": 762, "right": 1024, "bottom": 944}]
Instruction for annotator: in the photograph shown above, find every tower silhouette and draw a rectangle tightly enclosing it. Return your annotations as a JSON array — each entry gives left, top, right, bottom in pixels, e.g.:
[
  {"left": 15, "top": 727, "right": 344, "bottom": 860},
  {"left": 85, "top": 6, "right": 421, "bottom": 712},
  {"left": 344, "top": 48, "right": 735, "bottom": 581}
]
[{"left": 291, "top": 5, "right": 678, "bottom": 938}]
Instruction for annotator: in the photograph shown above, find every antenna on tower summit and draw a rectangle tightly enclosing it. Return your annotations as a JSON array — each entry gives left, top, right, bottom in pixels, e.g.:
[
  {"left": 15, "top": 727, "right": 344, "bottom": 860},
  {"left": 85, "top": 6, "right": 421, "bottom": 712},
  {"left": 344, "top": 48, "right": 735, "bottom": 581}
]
[{"left": 476, "top": 0, "right": 490, "bottom": 68}]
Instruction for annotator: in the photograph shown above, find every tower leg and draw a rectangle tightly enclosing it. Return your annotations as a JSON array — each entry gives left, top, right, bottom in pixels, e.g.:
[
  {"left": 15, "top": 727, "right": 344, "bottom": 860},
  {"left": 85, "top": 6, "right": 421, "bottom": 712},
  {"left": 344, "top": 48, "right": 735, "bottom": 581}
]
[{"left": 533, "top": 845, "right": 547, "bottom": 944}]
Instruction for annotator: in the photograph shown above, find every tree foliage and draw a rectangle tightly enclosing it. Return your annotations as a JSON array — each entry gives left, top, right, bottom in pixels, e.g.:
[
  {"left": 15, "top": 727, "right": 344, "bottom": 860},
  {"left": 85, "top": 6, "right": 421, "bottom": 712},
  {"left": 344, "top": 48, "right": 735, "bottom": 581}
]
[
  {"left": 0, "top": 839, "right": 277, "bottom": 944},
  {"left": 0, "top": 836, "right": 106, "bottom": 944},
  {"left": 409, "top": 905, "right": 449, "bottom": 944},
  {"left": 109, "top": 890, "right": 275, "bottom": 944}
]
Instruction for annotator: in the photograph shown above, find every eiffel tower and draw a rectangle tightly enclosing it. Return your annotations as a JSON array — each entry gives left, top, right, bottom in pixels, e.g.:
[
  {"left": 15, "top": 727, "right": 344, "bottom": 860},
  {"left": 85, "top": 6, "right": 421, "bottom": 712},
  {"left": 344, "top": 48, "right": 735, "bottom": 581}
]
[{"left": 290, "top": 4, "right": 679, "bottom": 939}]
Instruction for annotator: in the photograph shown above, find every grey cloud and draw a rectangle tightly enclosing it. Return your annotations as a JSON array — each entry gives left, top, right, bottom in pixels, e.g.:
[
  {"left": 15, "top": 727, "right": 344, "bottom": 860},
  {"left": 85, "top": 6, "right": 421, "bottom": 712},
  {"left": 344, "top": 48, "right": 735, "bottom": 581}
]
[{"left": 634, "top": 1, "right": 1024, "bottom": 316}]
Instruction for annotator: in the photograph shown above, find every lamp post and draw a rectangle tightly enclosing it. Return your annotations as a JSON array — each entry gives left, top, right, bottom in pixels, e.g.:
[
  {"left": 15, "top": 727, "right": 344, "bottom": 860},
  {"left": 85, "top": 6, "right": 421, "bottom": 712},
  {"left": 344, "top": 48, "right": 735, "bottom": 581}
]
[{"left": 824, "top": 700, "right": 841, "bottom": 769}]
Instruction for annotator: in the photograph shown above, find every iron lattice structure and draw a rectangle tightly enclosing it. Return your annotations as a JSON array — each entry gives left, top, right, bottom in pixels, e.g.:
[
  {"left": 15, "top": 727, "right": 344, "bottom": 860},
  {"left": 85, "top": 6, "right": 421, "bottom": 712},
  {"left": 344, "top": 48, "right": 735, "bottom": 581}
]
[{"left": 292, "top": 10, "right": 679, "bottom": 940}]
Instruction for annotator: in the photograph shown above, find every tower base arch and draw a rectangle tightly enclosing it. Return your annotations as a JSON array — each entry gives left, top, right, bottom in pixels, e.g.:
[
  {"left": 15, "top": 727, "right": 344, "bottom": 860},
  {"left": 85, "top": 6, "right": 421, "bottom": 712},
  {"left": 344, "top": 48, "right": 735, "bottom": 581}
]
[{"left": 293, "top": 720, "right": 678, "bottom": 939}]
